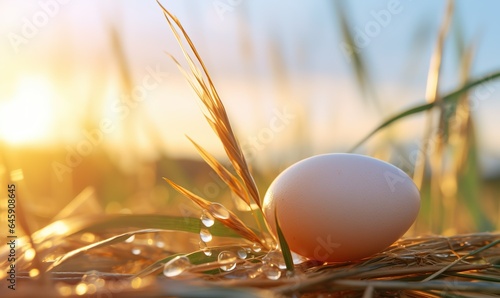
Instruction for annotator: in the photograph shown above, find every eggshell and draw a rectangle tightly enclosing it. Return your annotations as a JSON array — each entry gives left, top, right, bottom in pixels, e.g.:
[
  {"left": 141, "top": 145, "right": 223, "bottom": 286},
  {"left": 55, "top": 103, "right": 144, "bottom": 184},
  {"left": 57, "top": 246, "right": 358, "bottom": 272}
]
[{"left": 263, "top": 153, "right": 420, "bottom": 262}]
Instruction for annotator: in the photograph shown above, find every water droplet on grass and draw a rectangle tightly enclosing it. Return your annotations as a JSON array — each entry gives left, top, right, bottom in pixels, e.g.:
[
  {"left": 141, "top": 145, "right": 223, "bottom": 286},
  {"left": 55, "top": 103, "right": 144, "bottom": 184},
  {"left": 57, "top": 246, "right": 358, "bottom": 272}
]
[
  {"left": 199, "top": 241, "right": 212, "bottom": 256},
  {"left": 125, "top": 235, "right": 135, "bottom": 243},
  {"left": 252, "top": 243, "right": 262, "bottom": 252},
  {"left": 263, "top": 250, "right": 286, "bottom": 269},
  {"left": 200, "top": 228, "right": 212, "bottom": 242},
  {"left": 218, "top": 251, "right": 237, "bottom": 272},
  {"left": 200, "top": 210, "right": 215, "bottom": 227},
  {"left": 154, "top": 234, "right": 165, "bottom": 248},
  {"left": 131, "top": 248, "right": 141, "bottom": 255},
  {"left": 292, "top": 252, "right": 307, "bottom": 264},
  {"left": 208, "top": 203, "right": 230, "bottom": 219},
  {"left": 203, "top": 249, "right": 212, "bottom": 256},
  {"left": 163, "top": 256, "right": 191, "bottom": 277},
  {"left": 262, "top": 263, "right": 281, "bottom": 280},
  {"left": 237, "top": 248, "right": 247, "bottom": 259}
]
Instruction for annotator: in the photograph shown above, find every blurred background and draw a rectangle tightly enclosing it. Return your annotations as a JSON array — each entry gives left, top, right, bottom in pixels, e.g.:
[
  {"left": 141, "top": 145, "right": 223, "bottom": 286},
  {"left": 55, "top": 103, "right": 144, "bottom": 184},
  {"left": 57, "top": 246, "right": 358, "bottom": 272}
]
[{"left": 0, "top": 0, "right": 499, "bottom": 236}]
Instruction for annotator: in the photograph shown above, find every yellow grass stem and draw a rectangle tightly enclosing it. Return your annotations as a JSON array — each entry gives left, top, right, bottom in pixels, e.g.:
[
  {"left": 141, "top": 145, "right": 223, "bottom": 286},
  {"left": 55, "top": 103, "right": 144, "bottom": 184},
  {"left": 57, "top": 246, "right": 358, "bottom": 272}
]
[
  {"left": 413, "top": 0, "right": 454, "bottom": 233},
  {"left": 163, "top": 178, "right": 265, "bottom": 247},
  {"left": 156, "top": 1, "right": 276, "bottom": 246}
]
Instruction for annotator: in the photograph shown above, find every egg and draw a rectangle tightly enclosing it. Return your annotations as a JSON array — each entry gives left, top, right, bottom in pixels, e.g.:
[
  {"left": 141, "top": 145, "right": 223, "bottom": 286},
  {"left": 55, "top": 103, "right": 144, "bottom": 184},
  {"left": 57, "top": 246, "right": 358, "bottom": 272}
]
[{"left": 263, "top": 153, "right": 420, "bottom": 262}]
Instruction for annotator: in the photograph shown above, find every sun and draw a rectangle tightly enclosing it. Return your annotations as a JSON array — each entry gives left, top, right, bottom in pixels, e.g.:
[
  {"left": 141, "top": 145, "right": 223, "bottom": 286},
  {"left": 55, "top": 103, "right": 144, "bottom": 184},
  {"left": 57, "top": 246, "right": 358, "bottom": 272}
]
[{"left": 0, "top": 76, "right": 56, "bottom": 145}]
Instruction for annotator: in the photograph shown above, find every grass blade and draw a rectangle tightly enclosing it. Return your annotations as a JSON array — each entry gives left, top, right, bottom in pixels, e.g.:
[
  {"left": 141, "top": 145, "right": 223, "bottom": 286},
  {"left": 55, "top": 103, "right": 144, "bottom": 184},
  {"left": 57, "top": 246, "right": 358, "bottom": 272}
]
[
  {"left": 412, "top": 1, "right": 454, "bottom": 233},
  {"left": 274, "top": 209, "right": 294, "bottom": 274},
  {"left": 349, "top": 71, "right": 500, "bottom": 152},
  {"left": 163, "top": 178, "right": 265, "bottom": 247},
  {"left": 31, "top": 214, "right": 242, "bottom": 243},
  {"left": 157, "top": 1, "right": 261, "bottom": 211},
  {"left": 334, "top": 1, "right": 379, "bottom": 110},
  {"left": 46, "top": 229, "right": 163, "bottom": 271},
  {"left": 458, "top": 127, "right": 494, "bottom": 231},
  {"left": 186, "top": 136, "right": 252, "bottom": 208}
]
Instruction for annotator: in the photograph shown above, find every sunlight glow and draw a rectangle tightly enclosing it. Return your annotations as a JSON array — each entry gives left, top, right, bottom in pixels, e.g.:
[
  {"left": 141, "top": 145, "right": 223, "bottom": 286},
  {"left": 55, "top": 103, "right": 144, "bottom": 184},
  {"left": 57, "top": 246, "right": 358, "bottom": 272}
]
[
  {"left": 0, "top": 77, "right": 56, "bottom": 145},
  {"left": 33, "top": 221, "right": 70, "bottom": 243}
]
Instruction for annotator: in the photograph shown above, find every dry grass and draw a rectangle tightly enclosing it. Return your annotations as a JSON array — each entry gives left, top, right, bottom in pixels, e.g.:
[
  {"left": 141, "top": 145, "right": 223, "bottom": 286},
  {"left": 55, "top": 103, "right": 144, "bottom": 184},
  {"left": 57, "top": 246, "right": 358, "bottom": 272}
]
[
  {"left": 3, "top": 233, "right": 500, "bottom": 297},
  {"left": 156, "top": 1, "right": 271, "bottom": 248}
]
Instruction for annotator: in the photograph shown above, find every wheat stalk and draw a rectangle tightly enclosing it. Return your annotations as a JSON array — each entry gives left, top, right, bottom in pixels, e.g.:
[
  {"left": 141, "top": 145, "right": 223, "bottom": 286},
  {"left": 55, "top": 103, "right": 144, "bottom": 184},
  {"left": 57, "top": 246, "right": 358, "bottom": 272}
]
[{"left": 156, "top": 1, "right": 271, "bottom": 247}]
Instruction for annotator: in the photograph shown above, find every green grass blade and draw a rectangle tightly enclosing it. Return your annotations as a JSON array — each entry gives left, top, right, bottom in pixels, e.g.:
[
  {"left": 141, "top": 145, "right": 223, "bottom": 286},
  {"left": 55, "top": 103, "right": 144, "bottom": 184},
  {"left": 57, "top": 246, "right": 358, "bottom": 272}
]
[
  {"left": 350, "top": 103, "right": 433, "bottom": 152},
  {"left": 349, "top": 71, "right": 500, "bottom": 151},
  {"left": 275, "top": 209, "right": 295, "bottom": 274},
  {"left": 32, "top": 214, "right": 242, "bottom": 245},
  {"left": 46, "top": 229, "right": 163, "bottom": 271},
  {"left": 81, "top": 214, "right": 244, "bottom": 238},
  {"left": 334, "top": 1, "right": 378, "bottom": 108}
]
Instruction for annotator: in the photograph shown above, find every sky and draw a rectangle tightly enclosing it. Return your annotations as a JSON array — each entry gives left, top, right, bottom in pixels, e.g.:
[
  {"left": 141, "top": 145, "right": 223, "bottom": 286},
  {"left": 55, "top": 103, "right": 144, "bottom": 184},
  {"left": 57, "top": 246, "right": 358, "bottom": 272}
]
[{"left": 0, "top": 0, "right": 499, "bottom": 173}]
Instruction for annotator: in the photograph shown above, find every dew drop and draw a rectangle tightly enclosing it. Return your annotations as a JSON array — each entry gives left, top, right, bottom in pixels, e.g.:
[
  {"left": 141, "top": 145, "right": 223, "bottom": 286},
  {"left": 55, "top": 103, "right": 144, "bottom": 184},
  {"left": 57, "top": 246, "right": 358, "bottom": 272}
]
[
  {"left": 200, "top": 210, "right": 215, "bottom": 227},
  {"left": 131, "top": 248, "right": 141, "bottom": 255},
  {"left": 218, "top": 251, "right": 237, "bottom": 272},
  {"left": 163, "top": 256, "right": 191, "bottom": 277},
  {"left": 263, "top": 250, "right": 279, "bottom": 263},
  {"left": 208, "top": 203, "right": 230, "bottom": 219},
  {"left": 154, "top": 234, "right": 165, "bottom": 248},
  {"left": 252, "top": 243, "right": 262, "bottom": 252},
  {"left": 199, "top": 241, "right": 212, "bottom": 256},
  {"left": 203, "top": 247, "right": 212, "bottom": 256},
  {"left": 200, "top": 228, "right": 213, "bottom": 243},
  {"left": 237, "top": 248, "right": 247, "bottom": 259},
  {"left": 263, "top": 250, "right": 286, "bottom": 269},
  {"left": 125, "top": 235, "right": 135, "bottom": 243},
  {"left": 262, "top": 263, "right": 281, "bottom": 280}
]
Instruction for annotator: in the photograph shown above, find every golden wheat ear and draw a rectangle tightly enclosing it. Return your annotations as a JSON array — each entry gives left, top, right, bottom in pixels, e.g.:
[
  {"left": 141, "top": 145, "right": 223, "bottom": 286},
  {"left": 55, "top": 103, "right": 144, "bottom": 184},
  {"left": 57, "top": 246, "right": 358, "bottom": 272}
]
[{"left": 157, "top": 1, "right": 271, "bottom": 245}]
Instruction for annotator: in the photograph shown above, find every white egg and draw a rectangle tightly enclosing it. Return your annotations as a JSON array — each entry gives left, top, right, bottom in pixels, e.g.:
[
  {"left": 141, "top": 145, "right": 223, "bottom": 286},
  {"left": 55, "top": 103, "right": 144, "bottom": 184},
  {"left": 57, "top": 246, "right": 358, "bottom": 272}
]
[{"left": 263, "top": 153, "right": 420, "bottom": 262}]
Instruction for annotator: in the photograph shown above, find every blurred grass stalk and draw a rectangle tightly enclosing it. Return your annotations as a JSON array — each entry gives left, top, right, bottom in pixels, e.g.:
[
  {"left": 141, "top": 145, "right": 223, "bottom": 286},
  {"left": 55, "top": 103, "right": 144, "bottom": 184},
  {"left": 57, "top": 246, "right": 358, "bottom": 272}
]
[
  {"left": 414, "top": 0, "right": 454, "bottom": 234},
  {"left": 340, "top": 0, "right": 496, "bottom": 234},
  {"left": 416, "top": 0, "right": 494, "bottom": 234}
]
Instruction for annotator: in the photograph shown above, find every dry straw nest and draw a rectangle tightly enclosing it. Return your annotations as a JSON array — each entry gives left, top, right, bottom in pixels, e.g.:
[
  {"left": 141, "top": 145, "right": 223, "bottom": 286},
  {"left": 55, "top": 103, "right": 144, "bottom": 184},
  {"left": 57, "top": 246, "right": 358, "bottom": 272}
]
[{"left": 4, "top": 233, "right": 500, "bottom": 297}]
